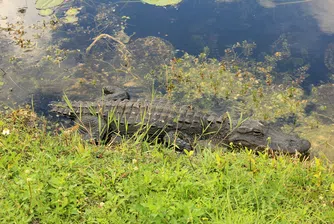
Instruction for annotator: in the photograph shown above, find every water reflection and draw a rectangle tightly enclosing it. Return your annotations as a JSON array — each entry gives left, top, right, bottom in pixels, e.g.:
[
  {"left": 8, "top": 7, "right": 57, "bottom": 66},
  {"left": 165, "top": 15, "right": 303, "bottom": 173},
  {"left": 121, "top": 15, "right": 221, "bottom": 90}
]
[
  {"left": 0, "top": 0, "right": 42, "bottom": 27},
  {"left": 309, "top": 0, "right": 334, "bottom": 34}
]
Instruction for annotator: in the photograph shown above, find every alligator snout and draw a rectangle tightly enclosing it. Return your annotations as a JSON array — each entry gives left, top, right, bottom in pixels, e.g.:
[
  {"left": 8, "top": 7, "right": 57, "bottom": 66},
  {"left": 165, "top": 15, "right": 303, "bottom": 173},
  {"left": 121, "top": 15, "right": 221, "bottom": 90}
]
[
  {"left": 268, "top": 134, "right": 311, "bottom": 154},
  {"left": 286, "top": 138, "right": 311, "bottom": 154},
  {"left": 227, "top": 119, "right": 311, "bottom": 154}
]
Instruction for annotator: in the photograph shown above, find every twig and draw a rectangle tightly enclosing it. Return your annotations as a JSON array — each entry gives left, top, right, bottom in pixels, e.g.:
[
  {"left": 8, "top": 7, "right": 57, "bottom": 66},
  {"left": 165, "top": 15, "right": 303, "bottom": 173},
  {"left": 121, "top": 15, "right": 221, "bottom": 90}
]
[
  {"left": 0, "top": 68, "right": 25, "bottom": 91},
  {"left": 86, "top": 34, "right": 126, "bottom": 54},
  {"left": 0, "top": 68, "right": 6, "bottom": 76}
]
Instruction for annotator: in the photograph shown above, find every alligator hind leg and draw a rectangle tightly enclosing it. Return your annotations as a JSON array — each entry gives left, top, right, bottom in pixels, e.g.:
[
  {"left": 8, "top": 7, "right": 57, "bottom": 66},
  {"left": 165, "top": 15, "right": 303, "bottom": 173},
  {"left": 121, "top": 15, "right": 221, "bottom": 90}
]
[
  {"left": 102, "top": 86, "right": 130, "bottom": 101},
  {"left": 163, "top": 131, "right": 194, "bottom": 152},
  {"left": 75, "top": 115, "right": 107, "bottom": 143}
]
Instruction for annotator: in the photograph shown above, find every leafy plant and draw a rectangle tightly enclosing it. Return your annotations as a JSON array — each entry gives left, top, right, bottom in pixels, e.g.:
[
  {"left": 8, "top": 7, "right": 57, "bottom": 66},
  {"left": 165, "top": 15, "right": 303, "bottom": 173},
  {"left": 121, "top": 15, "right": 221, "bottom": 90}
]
[
  {"left": 141, "top": 0, "right": 183, "bottom": 6},
  {"left": 35, "top": 0, "right": 65, "bottom": 10}
]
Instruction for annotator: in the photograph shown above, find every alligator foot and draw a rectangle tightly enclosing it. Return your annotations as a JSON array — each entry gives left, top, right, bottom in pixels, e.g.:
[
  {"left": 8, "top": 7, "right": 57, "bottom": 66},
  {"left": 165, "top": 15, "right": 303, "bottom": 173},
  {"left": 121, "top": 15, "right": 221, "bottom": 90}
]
[
  {"left": 102, "top": 86, "right": 130, "bottom": 101},
  {"left": 163, "top": 131, "right": 194, "bottom": 152},
  {"left": 75, "top": 115, "right": 107, "bottom": 144}
]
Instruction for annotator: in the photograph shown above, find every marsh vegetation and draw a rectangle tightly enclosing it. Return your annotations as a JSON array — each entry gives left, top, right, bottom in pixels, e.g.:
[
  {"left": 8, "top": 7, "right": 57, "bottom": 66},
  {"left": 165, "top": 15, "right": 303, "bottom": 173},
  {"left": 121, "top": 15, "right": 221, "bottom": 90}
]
[{"left": 0, "top": 0, "right": 333, "bottom": 222}]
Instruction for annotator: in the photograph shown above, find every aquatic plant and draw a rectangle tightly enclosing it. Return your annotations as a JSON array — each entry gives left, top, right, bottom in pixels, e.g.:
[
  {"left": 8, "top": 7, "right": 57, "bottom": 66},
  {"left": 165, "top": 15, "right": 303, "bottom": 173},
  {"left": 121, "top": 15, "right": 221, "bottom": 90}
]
[
  {"left": 63, "top": 7, "right": 81, "bottom": 24},
  {"left": 309, "top": 84, "right": 334, "bottom": 124},
  {"left": 38, "top": 8, "right": 54, "bottom": 17},
  {"left": 296, "top": 83, "right": 334, "bottom": 161},
  {"left": 35, "top": 0, "right": 65, "bottom": 10},
  {"left": 298, "top": 123, "right": 334, "bottom": 161},
  {"left": 141, "top": 0, "right": 182, "bottom": 6},
  {"left": 145, "top": 41, "right": 309, "bottom": 123},
  {"left": 35, "top": 0, "right": 65, "bottom": 16},
  {"left": 324, "top": 43, "right": 334, "bottom": 73},
  {"left": 0, "top": 0, "right": 135, "bottom": 109},
  {"left": 86, "top": 34, "right": 175, "bottom": 87},
  {"left": 0, "top": 21, "right": 36, "bottom": 50}
]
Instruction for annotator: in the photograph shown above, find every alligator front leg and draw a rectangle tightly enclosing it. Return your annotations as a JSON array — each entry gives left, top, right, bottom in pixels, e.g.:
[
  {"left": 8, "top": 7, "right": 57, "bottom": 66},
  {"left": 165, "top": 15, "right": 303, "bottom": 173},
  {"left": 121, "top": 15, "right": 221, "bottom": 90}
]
[
  {"left": 75, "top": 115, "right": 108, "bottom": 144},
  {"left": 163, "top": 131, "right": 194, "bottom": 152},
  {"left": 102, "top": 86, "right": 130, "bottom": 101}
]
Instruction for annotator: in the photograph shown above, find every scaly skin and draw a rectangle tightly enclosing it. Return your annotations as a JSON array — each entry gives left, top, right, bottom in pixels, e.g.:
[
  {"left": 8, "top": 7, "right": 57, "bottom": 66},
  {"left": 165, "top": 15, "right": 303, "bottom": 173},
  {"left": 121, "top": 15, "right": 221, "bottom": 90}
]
[{"left": 50, "top": 88, "right": 311, "bottom": 155}]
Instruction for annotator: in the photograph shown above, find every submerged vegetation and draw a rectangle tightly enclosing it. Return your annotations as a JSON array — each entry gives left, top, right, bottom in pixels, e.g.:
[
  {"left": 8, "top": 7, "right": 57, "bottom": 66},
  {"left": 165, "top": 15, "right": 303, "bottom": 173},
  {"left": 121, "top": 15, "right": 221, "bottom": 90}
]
[
  {"left": 146, "top": 51, "right": 307, "bottom": 122},
  {"left": 143, "top": 40, "right": 334, "bottom": 160},
  {"left": 144, "top": 39, "right": 307, "bottom": 120}
]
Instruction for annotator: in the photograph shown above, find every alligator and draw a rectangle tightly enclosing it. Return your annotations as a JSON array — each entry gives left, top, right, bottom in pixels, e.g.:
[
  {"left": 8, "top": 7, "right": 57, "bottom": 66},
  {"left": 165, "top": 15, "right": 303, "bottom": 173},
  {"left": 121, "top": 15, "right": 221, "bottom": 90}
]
[{"left": 50, "top": 86, "right": 311, "bottom": 155}]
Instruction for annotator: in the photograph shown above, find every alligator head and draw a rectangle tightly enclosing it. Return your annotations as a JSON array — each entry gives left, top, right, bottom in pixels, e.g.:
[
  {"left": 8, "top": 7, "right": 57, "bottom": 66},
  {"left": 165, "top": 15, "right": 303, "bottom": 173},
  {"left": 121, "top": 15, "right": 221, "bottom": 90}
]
[{"left": 224, "top": 119, "right": 311, "bottom": 154}]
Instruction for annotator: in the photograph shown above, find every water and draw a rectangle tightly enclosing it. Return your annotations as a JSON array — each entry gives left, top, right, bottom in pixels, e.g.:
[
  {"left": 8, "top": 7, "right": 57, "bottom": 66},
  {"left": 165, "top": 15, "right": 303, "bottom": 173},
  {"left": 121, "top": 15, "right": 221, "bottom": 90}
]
[
  {"left": 122, "top": 0, "right": 332, "bottom": 84},
  {"left": 0, "top": 0, "right": 333, "bottom": 159},
  {"left": 1, "top": 0, "right": 333, "bottom": 97}
]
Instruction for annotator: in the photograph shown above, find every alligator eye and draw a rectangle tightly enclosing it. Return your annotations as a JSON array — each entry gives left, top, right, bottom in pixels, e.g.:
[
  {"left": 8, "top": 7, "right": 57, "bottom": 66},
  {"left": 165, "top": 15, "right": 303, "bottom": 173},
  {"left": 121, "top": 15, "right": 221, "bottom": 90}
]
[{"left": 253, "top": 129, "right": 263, "bottom": 136}]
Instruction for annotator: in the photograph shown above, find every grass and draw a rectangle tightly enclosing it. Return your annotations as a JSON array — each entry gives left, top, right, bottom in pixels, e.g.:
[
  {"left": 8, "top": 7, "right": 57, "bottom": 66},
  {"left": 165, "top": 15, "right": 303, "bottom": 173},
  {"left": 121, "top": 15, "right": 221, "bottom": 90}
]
[{"left": 0, "top": 108, "right": 333, "bottom": 223}]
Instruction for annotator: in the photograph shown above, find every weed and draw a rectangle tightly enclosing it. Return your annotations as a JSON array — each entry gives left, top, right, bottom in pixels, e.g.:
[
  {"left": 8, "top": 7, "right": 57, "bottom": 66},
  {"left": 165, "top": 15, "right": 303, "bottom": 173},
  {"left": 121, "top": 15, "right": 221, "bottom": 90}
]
[{"left": 0, "top": 108, "right": 333, "bottom": 223}]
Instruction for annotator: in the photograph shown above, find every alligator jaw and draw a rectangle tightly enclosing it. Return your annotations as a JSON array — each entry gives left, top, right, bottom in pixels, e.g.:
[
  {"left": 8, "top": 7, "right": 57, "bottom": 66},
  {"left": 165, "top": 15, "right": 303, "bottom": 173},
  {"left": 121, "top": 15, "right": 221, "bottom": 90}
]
[
  {"left": 224, "top": 119, "right": 311, "bottom": 154},
  {"left": 269, "top": 137, "right": 311, "bottom": 154}
]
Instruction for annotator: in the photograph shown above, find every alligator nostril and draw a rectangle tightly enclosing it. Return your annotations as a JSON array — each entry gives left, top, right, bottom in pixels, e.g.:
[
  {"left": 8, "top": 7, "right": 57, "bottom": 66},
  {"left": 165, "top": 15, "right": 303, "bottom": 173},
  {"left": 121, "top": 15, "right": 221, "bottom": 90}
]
[{"left": 289, "top": 139, "right": 296, "bottom": 145}]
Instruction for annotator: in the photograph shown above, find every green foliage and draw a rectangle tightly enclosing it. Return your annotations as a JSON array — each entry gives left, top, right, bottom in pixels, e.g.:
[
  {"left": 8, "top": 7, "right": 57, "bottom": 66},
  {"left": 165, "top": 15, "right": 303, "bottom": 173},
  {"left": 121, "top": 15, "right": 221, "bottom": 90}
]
[
  {"left": 38, "top": 8, "right": 54, "bottom": 17},
  {"left": 35, "top": 0, "right": 64, "bottom": 10},
  {"left": 63, "top": 7, "right": 81, "bottom": 24},
  {"left": 0, "top": 109, "right": 333, "bottom": 223}
]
